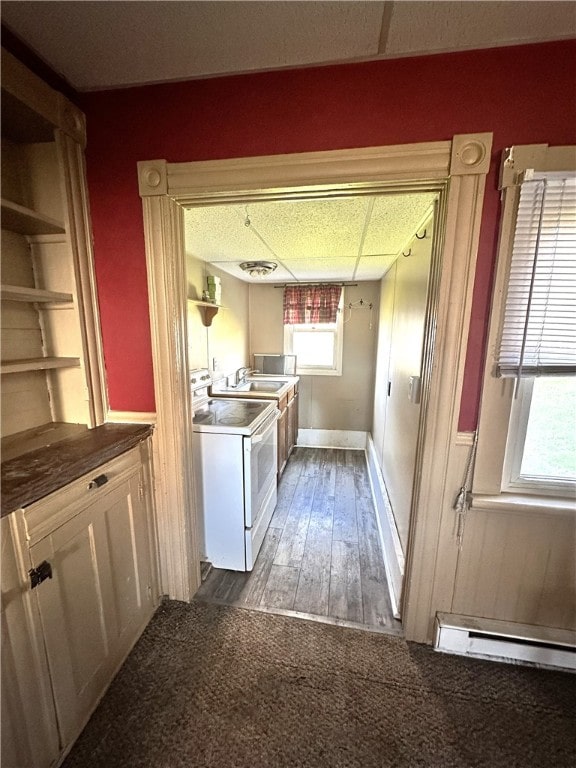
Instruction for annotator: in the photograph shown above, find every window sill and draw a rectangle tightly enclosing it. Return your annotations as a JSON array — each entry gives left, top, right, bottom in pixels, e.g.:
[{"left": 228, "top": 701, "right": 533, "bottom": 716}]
[
  {"left": 296, "top": 368, "right": 342, "bottom": 377},
  {"left": 471, "top": 492, "right": 576, "bottom": 516}
]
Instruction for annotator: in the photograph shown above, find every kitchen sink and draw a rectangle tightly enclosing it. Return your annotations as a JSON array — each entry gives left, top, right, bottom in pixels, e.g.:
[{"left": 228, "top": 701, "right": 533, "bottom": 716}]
[{"left": 239, "top": 380, "right": 285, "bottom": 392}]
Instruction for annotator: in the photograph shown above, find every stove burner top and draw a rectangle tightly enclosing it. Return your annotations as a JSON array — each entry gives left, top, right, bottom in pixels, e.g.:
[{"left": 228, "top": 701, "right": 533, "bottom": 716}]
[
  {"left": 219, "top": 416, "right": 244, "bottom": 425},
  {"left": 192, "top": 396, "right": 276, "bottom": 434},
  {"left": 194, "top": 412, "right": 214, "bottom": 425}
]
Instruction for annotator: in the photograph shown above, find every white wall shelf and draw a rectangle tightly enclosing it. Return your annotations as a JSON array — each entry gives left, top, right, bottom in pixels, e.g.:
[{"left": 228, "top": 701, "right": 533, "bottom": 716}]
[
  {"left": 1, "top": 284, "right": 73, "bottom": 303},
  {"left": 1, "top": 198, "right": 65, "bottom": 236},
  {"left": 1, "top": 357, "right": 80, "bottom": 374},
  {"left": 188, "top": 299, "right": 225, "bottom": 327}
]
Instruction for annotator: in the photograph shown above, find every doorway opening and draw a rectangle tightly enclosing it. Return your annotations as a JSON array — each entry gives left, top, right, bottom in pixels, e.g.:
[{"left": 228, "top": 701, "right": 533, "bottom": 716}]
[
  {"left": 183, "top": 191, "right": 441, "bottom": 633},
  {"left": 138, "top": 134, "right": 492, "bottom": 643}
]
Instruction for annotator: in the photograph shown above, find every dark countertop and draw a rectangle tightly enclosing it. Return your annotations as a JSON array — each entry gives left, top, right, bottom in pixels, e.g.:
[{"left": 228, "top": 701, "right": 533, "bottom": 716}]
[{"left": 1, "top": 423, "right": 153, "bottom": 517}]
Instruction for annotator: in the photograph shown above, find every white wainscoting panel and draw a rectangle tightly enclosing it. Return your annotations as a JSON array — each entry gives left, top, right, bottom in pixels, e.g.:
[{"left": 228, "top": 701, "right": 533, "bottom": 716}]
[{"left": 452, "top": 502, "right": 576, "bottom": 631}]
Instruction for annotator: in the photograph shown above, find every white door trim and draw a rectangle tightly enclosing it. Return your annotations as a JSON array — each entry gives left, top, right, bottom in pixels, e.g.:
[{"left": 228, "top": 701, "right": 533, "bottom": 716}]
[{"left": 138, "top": 135, "right": 492, "bottom": 640}]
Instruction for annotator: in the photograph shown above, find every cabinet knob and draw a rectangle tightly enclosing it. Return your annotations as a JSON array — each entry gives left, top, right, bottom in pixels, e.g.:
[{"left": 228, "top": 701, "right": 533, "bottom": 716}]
[{"left": 88, "top": 474, "right": 108, "bottom": 490}]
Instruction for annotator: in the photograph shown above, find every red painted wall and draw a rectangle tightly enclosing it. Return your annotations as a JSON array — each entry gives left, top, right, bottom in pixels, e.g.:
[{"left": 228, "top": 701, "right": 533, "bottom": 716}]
[{"left": 82, "top": 40, "right": 576, "bottom": 428}]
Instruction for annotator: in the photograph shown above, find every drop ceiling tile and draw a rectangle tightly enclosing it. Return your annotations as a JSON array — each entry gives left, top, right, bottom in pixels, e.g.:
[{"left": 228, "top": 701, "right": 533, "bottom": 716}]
[
  {"left": 355, "top": 255, "right": 397, "bottom": 280},
  {"left": 386, "top": 1, "right": 575, "bottom": 58},
  {"left": 185, "top": 206, "right": 273, "bottom": 263},
  {"left": 363, "top": 193, "right": 437, "bottom": 255},
  {"left": 250, "top": 198, "right": 370, "bottom": 260},
  {"left": 285, "top": 257, "right": 358, "bottom": 281}
]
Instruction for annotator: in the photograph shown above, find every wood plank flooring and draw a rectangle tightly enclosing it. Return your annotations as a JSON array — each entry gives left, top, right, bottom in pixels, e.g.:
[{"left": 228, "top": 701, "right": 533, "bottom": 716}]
[{"left": 195, "top": 447, "right": 402, "bottom": 634}]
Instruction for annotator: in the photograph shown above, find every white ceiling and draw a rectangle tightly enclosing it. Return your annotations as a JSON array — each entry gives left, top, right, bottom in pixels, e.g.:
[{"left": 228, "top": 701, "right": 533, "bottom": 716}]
[
  {"left": 184, "top": 193, "right": 438, "bottom": 283},
  {"left": 1, "top": 1, "right": 574, "bottom": 91}
]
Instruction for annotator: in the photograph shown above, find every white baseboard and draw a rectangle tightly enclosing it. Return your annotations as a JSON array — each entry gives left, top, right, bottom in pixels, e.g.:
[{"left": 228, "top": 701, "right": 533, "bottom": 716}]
[
  {"left": 366, "top": 434, "right": 404, "bottom": 620},
  {"left": 106, "top": 411, "right": 157, "bottom": 424},
  {"left": 296, "top": 429, "right": 367, "bottom": 450}
]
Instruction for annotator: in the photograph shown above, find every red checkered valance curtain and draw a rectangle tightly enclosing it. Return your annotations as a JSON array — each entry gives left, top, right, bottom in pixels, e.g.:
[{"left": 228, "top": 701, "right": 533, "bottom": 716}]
[{"left": 283, "top": 284, "right": 342, "bottom": 325}]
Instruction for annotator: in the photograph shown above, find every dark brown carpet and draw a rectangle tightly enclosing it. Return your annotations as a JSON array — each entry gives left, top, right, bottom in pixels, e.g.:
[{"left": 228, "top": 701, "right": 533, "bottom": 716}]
[{"left": 63, "top": 599, "right": 576, "bottom": 768}]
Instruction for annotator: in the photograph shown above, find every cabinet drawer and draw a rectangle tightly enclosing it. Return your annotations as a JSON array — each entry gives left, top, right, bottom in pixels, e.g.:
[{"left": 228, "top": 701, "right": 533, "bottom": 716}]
[{"left": 24, "top": 445, "right": 143, "bottom": 545}]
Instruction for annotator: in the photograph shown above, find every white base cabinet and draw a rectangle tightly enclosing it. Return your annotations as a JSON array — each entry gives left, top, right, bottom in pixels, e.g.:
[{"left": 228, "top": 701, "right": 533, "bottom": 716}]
[
  {"left": 1, "top": 514, "right": 60, "bottom": 768},
  {"left": 1, "top": 441, "right": 159, "bottom": 767}
]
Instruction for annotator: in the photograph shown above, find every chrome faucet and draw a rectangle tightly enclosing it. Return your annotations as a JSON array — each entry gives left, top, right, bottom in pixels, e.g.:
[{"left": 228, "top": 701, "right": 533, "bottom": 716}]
[{"left": 235, "top": 366, "right": 259, "bottom": 386}]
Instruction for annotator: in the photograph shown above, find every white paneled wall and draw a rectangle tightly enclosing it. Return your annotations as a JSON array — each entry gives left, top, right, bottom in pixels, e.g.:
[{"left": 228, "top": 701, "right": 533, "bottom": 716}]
[{"left": 452, "top": 505, "right": 576, "bottom": 630}]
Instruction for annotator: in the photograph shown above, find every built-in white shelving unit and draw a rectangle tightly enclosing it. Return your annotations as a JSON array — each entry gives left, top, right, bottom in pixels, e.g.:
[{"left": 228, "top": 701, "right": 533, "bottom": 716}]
[{"left": 1, "top": 46, "right": 106, "bottom": 446}]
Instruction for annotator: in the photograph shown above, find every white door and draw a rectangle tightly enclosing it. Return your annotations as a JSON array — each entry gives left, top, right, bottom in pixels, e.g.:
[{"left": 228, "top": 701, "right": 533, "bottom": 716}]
[{"left": 380, "top": 214, "right": 434, "bottom": 552}]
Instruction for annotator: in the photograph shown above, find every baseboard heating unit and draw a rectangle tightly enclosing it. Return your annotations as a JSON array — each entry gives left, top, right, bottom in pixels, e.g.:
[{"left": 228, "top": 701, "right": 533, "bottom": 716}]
[{"left": 434, "top": 613, "right": 576, "bottom": 672}]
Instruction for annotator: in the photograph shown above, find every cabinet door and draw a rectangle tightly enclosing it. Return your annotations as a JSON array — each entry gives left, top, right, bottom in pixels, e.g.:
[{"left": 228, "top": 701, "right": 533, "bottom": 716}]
[
  {"left": 103, "top": 468, "right": 157, "bottom": 661},
  {"left": 277, "top": 407, "right": 288, "bottom": 475},
  {"left": 286, "top": 391, "right": 299, "bottom": 458},
  {"left": 1, "top": 514, "right": 59, "bottom": 768},
  {"left": 29, "top": 468, "right": 155, "bottom": 748},
  {"left": 293, "top": 392, "right": 299, "bottom": 448},
  {"left": 286, "top": 398, "right": 294, "bottom": 456}
]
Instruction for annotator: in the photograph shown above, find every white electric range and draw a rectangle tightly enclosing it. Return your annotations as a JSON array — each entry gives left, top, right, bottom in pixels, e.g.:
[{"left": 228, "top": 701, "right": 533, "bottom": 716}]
[{"left": 190, "top": 369, "right": 279, "bottom": 571}]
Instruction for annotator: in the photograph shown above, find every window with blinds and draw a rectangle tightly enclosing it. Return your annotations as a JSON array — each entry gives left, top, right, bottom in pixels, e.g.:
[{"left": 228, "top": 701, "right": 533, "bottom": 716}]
[{"left": 497, "top": 173, "right": 576, "bottom": 378}]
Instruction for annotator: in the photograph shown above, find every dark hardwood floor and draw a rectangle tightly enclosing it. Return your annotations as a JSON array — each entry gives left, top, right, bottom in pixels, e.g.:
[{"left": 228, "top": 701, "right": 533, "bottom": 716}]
[{"left": 196, "top": 447, "right": 402, "bottom": 634}]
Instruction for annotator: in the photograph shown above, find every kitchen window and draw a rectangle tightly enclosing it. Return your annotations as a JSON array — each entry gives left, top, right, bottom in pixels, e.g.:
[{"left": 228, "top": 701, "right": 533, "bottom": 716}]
[
  {"left": 283, "top": 285, "right": 344, "bottom": 375},
  {"left": 474, "top": 146, "right": 576, "bottom": 503}
]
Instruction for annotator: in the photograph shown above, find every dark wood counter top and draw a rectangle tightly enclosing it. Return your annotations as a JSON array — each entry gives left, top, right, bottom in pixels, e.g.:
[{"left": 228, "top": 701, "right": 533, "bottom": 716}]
[{"left": 1, "top": 423, "right": 153, "bottom": 517}]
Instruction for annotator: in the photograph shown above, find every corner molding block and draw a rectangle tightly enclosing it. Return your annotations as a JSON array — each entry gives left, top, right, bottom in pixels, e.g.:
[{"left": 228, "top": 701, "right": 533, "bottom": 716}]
[
  {"left": 450, "top": 133, "right": 492, "bottom": 176},
  {"left": 138, "top": 160, "right": 168, "bottom": 197}
]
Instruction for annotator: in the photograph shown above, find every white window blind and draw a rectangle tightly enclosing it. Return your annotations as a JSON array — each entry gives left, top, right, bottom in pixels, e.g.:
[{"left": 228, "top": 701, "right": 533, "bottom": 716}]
[{"left": 497, "top": 173, "right": 576, "bottom": 378}]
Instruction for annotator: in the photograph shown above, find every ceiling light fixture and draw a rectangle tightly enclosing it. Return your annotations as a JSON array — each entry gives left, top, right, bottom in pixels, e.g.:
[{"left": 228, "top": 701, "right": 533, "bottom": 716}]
[{"left": 240, "top": 261, "right": 278, "bottom": 278}]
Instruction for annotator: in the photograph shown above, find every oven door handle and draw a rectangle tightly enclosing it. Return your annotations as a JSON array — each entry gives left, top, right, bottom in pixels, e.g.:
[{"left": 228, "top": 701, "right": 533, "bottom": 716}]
[{"left": 250, "top": 409, "right": 279, "bottom": 444}]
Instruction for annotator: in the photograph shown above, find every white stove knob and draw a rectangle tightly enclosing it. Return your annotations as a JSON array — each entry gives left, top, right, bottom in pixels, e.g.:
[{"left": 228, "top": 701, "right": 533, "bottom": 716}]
[{"left": 191, "top": 377, "right": 197, "bottom": 384}]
